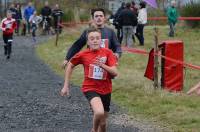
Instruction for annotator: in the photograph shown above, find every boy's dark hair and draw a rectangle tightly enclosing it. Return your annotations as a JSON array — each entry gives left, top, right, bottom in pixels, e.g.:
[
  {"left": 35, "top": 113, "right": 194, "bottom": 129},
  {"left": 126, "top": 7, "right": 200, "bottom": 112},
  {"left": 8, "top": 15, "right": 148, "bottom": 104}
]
[
  {"left": 91, "top": 8, "right": 105, "bottom": 18},
  {"left": 131, "top": 1, "right": 135, "bottom": 6},
  {"left": 140, "top": 1, "right": 146, "bottom": 8},
  {"left": 126, "top": 2, "right": 131, "bottom": 8}
]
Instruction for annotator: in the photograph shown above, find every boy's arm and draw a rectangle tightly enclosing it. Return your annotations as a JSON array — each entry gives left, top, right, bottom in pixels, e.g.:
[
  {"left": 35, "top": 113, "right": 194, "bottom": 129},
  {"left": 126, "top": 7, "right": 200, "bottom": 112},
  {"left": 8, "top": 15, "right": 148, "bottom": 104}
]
[
  {"left": 65, "top": 30, "right": 87, "bottom": 61},
  {"left": 0, "top": 20, "right": 6, "bottom": 31},
  {"left": 62, "top": 30, "right": 87, "bottom": 68},
  {"left": 60, "top": 62, "right": 75, "bottom": 96},
  {"left": 111, "top": 29, "right": 122, "bottom": 58},
  {"left": 101, "top": 65, "right": 118, "bottom": 77},
  {"left": 94, "top": 57, "right": 118, "bottom": 77}
]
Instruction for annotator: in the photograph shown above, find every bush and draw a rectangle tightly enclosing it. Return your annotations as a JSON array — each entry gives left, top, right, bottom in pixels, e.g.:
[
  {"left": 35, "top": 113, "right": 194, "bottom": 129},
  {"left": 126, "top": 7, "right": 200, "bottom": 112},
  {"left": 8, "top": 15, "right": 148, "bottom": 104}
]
[
  {"left": 80, "top": 13, "right": 90, "bottom": 22},
  {"left": 63, "top": 9, "right": 75, "bottom": 22},
  {"left": 181, "top": 2, "right": 200, "bottom": 28},
  {"left": 148, "top": 8, "right": 166, "bottom": 25}
]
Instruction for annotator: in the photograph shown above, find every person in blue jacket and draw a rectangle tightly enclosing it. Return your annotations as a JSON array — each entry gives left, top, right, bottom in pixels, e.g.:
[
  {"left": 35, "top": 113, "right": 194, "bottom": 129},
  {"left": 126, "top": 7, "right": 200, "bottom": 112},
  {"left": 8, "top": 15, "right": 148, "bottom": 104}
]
[{"left": 24, "top": 2, "right": 35, "bottom": 34}]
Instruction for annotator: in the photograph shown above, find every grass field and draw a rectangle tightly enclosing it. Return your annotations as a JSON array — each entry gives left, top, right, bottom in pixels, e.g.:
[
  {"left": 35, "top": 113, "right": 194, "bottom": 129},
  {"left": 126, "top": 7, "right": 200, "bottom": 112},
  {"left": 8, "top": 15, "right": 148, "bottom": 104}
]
[{"left": 36, "top": 25, "right": 200, "bottom": 132}]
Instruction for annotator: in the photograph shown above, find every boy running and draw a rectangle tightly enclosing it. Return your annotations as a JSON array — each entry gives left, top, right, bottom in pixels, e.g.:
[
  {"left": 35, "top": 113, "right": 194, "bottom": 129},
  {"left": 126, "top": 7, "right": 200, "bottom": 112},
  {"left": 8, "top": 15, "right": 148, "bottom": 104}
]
[
  {"left": 0, "top": 11, "right": 16, "bottom": 59},
  {"left": 60, "top": 28, "right": 118, "bottom": 132},
  {"left": 29, "top": 11, "right": 42, "bottom": 42}
]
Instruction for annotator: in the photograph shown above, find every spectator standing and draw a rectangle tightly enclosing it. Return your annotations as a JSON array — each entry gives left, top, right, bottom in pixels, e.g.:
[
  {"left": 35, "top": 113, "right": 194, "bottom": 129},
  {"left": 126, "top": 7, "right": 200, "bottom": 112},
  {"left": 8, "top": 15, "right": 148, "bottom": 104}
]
[
  {"left": 52, "top": 4, "right": 63, "bottom": 34},
  {"left": 167, "top": 0, "right": 178, "bottom": 37},
  {"left": 15, "top": 3, "right": 22, "bottom": 35},
  {"left": 41, "top": 1, "right": 54, "bottom": 34},
  {"left": 135, "top": 1, "right": 147, "bottom": 46},
  {"left": 113, "top": 2, "right": 125, "bottom": 43},
  {"left": 24, "top": 2, "right": 35, "bottom": 34},
  {"left": 117, "top": 2, "right": 138, "bottom": 47},
  {"left": 130, "top": 1, "right": 138, "bottom": 43},
  {"left": 9, "top": 3, "right": 18, "bottom": 19}
]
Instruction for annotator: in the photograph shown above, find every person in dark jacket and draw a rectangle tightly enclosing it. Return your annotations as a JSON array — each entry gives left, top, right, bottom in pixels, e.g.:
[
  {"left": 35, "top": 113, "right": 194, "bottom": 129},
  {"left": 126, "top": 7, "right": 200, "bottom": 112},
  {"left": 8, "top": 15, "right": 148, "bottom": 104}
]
[
  {"left": 52, "top": 4, "right": 63, "bottom": 33},
  {"left": 118, "top": 2, "right": 138, "bottom": 47},
  {"left": 41, "top": 1, "right": 53, "bottom": 33},
  {"left": 62, "top": 8, "right": 122, "bottom": 68},
  {"left": 9, "top": 3, "right": 18, "bottom": 19},
  {"left": 113, "top": 2, "right": 125, "bottom": 43},
  {"left": 15, "top": 3, "right": 22, "bottom": 35}
]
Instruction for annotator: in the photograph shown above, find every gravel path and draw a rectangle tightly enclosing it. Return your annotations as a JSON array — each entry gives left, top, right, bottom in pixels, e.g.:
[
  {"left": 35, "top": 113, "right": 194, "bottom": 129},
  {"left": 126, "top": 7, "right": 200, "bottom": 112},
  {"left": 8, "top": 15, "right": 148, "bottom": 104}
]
[{"left": 0, "top": 35, "right": 169, "bottom": 132}]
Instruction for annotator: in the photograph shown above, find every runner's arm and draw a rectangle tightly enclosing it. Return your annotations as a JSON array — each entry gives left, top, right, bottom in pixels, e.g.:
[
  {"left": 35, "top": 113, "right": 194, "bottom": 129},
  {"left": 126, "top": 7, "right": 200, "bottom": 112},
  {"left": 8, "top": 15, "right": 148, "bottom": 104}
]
[
  {"left": 111, "top": 29, "right": 122, "bottom": 58},
  {"left": 65, "top": 30, "right": 87, "bottom": 61},
  {"left": 60, "top": 62, "right": 75, "bottom": 96},
  {"left": 94, "top": 56, "right": 118, "bottom": 77},
  {"left": 101, "top": 65, "right": 118, "bottom": 77}
]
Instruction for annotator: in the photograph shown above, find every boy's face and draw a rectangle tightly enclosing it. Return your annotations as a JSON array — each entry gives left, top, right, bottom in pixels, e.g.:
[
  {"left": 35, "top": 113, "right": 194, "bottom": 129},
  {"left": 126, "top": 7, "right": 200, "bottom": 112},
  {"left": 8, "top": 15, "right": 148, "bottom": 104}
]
[
  {"left": 7, "top": 13, "right": 12, "bottom": 19},
  {"left": 88, "top": 31, "right": 101, "bottom": 50},
  {"left": 92, "top": 11, "right": 105, "bottom": 27}
]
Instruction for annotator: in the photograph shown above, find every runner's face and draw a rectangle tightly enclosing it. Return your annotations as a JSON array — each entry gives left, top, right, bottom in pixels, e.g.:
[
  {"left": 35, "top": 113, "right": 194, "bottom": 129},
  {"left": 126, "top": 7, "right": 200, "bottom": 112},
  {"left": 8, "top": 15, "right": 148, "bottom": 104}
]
[
  {"left": 93, "top": 11, "right": 105, "bottom": 27},
  {"left": 88, "top": 32, "right": 101, "bottom": 50},
  {"left": 7, "top": 13, "right": 12, "bottom": 19}
]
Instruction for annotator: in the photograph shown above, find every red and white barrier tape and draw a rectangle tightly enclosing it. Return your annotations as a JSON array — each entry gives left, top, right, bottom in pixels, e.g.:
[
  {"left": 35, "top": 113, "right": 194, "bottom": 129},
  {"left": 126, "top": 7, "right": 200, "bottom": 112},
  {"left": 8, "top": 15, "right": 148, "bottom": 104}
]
[{"left": 122, "top": 46, "right": 200, "bottom": 71}]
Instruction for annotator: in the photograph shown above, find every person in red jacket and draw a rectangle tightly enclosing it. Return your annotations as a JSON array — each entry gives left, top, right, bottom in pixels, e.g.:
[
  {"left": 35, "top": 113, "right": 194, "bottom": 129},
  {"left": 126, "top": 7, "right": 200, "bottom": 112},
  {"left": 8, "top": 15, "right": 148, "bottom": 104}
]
[
  {"left": 1, "top": 11, "right": 16, "bottom": 59},
  {"left": 60, "top": 27, "right": 118, "bottom": 132}
]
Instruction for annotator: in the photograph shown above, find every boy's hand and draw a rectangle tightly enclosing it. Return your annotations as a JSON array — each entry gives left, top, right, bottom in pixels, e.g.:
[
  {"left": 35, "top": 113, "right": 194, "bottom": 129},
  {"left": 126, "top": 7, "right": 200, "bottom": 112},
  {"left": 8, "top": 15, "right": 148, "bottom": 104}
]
[
  {"left": 94, "top": 57, "right": 103, "bottom": 67},
  {"left": 62, "top": 60, "right": 68, "bottom": 69},
  {"left": 60, "top": 87, "right": 69, "bottom": 96}
]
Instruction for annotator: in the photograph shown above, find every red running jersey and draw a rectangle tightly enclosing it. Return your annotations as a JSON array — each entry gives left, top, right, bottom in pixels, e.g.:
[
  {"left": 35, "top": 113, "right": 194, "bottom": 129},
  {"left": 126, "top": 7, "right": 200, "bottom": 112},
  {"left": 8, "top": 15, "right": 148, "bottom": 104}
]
[
  {"left": 1, "top": 18, "right": 16, "bottom": 35},
  {"left": 70, "top": 48, "right": 117, "bottom": 95}
]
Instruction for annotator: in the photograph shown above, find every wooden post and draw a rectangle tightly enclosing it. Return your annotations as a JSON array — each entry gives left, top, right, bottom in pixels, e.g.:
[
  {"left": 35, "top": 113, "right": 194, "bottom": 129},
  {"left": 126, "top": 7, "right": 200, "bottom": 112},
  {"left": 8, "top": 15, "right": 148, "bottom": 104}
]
[
  {"left": 55, "top": 32, "right": 59, "bottom": 46},
  {"left": 154, "top": 27, "right": 159, "bottom": 89},
  {"left": 55, "top": 15, "right": 61, "bottom": 46}
]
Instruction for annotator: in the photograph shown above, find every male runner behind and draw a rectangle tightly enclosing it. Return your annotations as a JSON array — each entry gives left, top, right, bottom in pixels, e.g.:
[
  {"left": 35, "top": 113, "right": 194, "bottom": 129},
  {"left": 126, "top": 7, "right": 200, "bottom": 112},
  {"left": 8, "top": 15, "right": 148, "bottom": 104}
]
[
  {"left": 62, "top": 8, "right": 121, "bottom": 68},
  {"left": 60, "top": 27, "right": 118, "bottom": 132},
  {"left": 1, "top": 11, "right": 16, "bottom": 59}
]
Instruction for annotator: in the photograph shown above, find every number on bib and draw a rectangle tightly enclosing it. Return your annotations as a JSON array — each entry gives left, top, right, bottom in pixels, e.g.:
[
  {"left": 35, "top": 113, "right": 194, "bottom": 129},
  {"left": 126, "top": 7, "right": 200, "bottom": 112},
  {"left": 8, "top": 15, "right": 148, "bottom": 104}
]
[
  {"left": 88, "top": 64, "right": 107, "bottom": 80},
  {"left": 100, "top": 39, "right": 109, "bottom": 48}
]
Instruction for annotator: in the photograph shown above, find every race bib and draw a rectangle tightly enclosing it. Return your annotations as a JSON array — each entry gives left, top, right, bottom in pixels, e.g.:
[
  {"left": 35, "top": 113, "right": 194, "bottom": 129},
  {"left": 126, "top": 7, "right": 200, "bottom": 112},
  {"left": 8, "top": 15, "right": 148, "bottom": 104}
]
[
  {"left": 6, "top": 23, "right": 12, "bottom": 29},
  {"left": 100, "top": 39, "right": 109, "bottom": 48},
  {"left": 88, "top": 64, "right": 107, "bottom": 80}
]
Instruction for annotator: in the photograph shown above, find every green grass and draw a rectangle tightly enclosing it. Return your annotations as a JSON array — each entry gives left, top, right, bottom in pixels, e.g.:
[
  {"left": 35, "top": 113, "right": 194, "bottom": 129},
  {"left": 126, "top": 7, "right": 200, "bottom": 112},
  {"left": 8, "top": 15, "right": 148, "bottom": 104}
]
[{"left": 36, "top": 25, "right": 200, "bottom": 132}]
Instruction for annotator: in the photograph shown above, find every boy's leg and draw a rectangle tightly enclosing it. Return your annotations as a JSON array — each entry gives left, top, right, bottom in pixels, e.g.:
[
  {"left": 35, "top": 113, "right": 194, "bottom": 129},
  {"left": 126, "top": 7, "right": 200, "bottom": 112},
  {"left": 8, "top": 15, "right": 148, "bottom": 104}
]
[
  {"left": 97, "top": 93, "right": 111, "bottom": 132},
  {"left": 7, "top": 37, "right": 13, "bottom": 59},
  {"left": 90, "top": 97, "right": 105, "bottom": 132},
  {"left": 32, "top": 25, "right": 37, "bottom": 42},
  {"left": 3, "top": 35, "right": 8, "bottom": 55},
  {"left": 4, "top": 45, "right": 8, "bottom": 55},
  {"left": 97, "top": 112, "right": 108, "bottom": 132}
]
